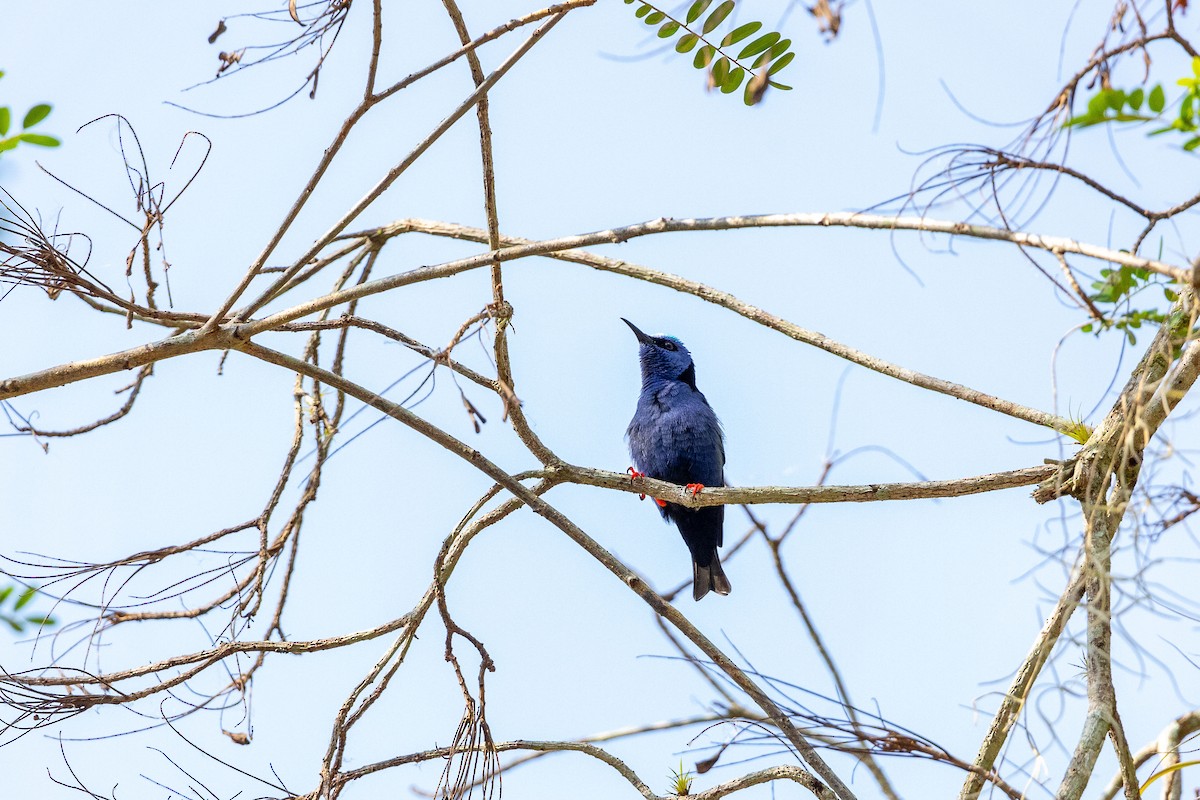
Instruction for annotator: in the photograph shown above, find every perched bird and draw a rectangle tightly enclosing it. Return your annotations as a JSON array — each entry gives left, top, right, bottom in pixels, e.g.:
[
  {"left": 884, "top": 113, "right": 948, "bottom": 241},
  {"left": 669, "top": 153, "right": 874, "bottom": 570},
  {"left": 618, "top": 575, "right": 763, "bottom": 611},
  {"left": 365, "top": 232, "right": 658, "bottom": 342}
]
[{"left": 623, "top": 318, "right": 730, "bottom": 601}]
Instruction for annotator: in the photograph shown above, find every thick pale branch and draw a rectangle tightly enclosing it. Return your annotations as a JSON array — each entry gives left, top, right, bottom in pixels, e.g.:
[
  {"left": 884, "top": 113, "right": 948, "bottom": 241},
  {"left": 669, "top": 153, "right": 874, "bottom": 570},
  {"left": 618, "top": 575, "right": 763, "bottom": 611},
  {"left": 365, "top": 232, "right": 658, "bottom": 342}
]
[
  {"left": 460, "top": 713, "right": 741, "bottom": 790},
  {"left": 1055, "top": 294, "right": 1200, "bottom": 800},
  {"left": 1100, "top": 709, "right": 1200, "bottom": 800},
  {"left": 566, "top": 463, "right": 1057, "bottom": 506},
  {"left": 0, "top": 328, "right": 232, "bottom": 400},
  {"left": 337, "top": 740, "right": 826, "bottom": 800},
  {"left": 8, "top": 615, "right": 412, "bottom": 689},
  {"left": 359, "top": 212, "right": 1190, "bottom": 283}
]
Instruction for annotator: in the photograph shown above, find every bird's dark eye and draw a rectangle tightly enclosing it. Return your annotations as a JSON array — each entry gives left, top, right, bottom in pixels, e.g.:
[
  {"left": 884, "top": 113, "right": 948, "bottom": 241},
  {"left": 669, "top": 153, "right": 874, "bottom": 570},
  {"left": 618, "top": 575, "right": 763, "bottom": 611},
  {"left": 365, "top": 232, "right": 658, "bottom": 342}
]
[{"left": 657, "top": 339, "right": 678, "bottom": 351}]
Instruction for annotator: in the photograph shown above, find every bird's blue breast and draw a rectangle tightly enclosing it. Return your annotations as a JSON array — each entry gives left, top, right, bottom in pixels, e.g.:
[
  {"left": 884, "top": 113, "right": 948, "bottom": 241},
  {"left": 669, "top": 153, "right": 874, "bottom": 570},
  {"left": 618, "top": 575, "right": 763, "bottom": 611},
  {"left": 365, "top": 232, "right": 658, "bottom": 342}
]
[{"left": 626, "top": 380, "right": 725, "bottom": 497}]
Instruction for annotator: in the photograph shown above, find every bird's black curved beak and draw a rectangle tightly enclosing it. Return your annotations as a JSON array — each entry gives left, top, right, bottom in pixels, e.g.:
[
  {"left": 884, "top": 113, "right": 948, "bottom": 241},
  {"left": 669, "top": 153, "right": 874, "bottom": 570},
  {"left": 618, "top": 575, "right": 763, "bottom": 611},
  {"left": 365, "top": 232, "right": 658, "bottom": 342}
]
[{"left": 621, "top": 318, "right": 654, "bottom": 345}]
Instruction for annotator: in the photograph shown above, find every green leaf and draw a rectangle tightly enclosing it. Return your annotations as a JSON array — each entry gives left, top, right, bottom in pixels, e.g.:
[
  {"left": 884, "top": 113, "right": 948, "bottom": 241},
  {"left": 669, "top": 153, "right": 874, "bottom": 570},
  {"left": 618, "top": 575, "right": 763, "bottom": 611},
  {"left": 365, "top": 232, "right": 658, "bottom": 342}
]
[
  {"left": 4, "top": 617, "right": 23, "bottom": 633},
  {"left": 18, "top": 133, "right": 59, "bottom": 147},
  {"left": 702, "top": 0, "right": 734, "bottom": 34},
  {"left": 0, "top": 586, "right": 12, "bottom": 604},
  {"left": 744, "top": 77, "right": 765, "bottom": 106},
  {"left": 1105, "top": 89, "right": 1125, "bottom": 111},
  {"left": 753, "top": 38, "right": 791, "bottom": 68},
  {"left": 24, "top": 615, "right": 55, "bottom": 627},
  {"left": 1165, "top": 287, "right": 1179, "bottom": 301},
  {"left": 22, "top": 103, "right": 51, "bottom": 129},
  {"left": 767, "top": 51, "right": 795, "bottom": 76},
  {"left": 1193, "top": 55, "right": 1200, "bottom": 78},
  {"left": 767, "top": 80, "right": 792, "bottom": 90},
  {"left": 1087, "top": 92, "right": 1108, "bottom": 117},
  {"left": 14, "top": 587, "right": 36, "bottom": 611},
  {"left": 1150, "top": 84, "right": 1166, "bottom": 113},
  {"left": 0, "top": 107, "right": 9, "bottom": 137},
  {"left": 1129, "top": 88, "right": 1144, "bottom": 110},
  {"left": 635, "top": 4, "right": 652, "bottom": 18},
  {"left": 694, "top": 44, "right": 716, "bottom": 69},
  {"left": 739, "top": 32, "right": 780, "bottom": 59},
  {"left": 658, "top": 20, "right": 680, "bottom": 38},
  {"left": 721, "top": 21, "right": 762, "bottom": 47},
  {"left": 1185, "top": 135, "right": 1200, "bottom": 151},
  {"left": 1082, "top": 323, "right": 1093, "bottom": 333},
  {"left": 0, "top": 137, "right": 18, "bottom": 153},
  {"left": 676, "top": 33, "right": 700, "bottom": 53},
  {"left": 721, "top": 66, "right": 745, "bottom": 93},
  {"left": 685, "top": 0, "right": 712, "bottom": 23},
  {"left": 711, "top": 56, "right": 730, "bottom": 86},
  {"left": 644, "top": 10, "right": 666, "bottom": 25}
]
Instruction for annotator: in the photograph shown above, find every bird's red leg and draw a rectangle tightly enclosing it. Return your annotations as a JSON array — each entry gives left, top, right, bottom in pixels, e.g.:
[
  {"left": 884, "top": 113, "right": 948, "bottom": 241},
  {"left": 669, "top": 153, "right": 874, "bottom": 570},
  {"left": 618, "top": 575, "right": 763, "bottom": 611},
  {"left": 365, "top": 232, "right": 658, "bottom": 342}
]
[
  {"left": 684, "top": 483, "right": 705, "bottom": 497},
  {"left": 627, "top": 467, "right": 647, "bottom": 500}
]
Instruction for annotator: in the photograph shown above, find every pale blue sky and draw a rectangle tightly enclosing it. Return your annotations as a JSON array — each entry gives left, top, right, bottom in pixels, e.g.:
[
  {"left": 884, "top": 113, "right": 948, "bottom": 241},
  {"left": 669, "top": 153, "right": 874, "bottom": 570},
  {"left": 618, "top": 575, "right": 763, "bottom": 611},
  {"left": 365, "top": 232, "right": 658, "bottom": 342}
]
[{"left": 2, "top": 2, "right": 1198, "bottom": 799}]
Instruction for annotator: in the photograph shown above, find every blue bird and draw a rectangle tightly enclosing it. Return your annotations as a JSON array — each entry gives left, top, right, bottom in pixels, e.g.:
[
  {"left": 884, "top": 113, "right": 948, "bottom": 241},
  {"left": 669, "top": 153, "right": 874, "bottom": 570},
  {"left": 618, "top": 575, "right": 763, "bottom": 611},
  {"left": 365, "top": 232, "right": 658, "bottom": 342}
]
[{"left": 623, "top": 318, "right": 730, "bottom": 601}]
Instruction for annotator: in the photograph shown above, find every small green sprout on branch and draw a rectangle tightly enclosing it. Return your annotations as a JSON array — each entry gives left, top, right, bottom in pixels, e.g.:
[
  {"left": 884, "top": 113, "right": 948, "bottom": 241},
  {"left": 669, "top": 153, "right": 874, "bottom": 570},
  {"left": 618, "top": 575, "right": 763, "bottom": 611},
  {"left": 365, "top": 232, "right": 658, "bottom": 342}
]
[
  {"left": 623, "top": 0, "right": 796, "bottom": 105},
  {"left": 0, "top": 71, "right": 60, "bottom": 156},
  {"left": 668, "top": 759, "right": 695, "bottom": 796}
]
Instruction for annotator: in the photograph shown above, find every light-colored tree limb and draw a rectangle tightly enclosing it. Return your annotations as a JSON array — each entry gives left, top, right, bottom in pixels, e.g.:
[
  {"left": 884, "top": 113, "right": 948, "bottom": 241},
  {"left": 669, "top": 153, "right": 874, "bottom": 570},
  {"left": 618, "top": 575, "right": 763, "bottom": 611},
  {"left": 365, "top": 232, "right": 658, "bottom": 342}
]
[
  {"left": 958, "top": 562, "right": 1086, "bottom": 800},
  {"left": 567, "top": 463, "right": 1058, "bottom": 506},
  {"left": 1055, "top": 293, "right": 1200, "bottom": 800},
  {"left": 356, "top": 213, "right": 1190, "bottom": 282},
  {"left": 334, "top": 740, "right": 828, "bottom": 800},
  {"left": 1100, "top": 709, "right": 1200, "bottom": 800}
]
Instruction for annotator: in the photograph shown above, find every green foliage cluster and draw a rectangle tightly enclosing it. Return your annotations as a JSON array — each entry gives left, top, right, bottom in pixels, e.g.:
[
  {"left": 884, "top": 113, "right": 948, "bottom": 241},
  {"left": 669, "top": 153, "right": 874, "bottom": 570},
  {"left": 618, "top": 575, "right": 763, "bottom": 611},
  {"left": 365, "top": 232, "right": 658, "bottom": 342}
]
[
  {"left": 1064, "top": 60, "right": 1200, "bottom": 343},
  {"left": 0, "top": 70, "right": 60, "bottom": 155},
  {"left": 1080, "top": 265, "right": 1178, "bottom": 344},
  {"left": 1066, "top": 84, "right": 1166, "bottom": 128},
  {"left": 0, "top": 585, "right": 55, "bottom": 633},
  {"left": 1066, "top": 57, "right": 1200, "bottom": 151},
  {"left": 624, "top": 0, "right": 795, "bottom": 105}
]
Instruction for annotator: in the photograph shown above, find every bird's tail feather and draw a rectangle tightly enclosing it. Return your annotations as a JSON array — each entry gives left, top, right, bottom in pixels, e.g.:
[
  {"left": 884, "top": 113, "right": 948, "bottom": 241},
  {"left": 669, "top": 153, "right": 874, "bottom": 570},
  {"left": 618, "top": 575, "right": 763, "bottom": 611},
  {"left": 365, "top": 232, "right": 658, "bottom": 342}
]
[{"left": 692, "top": 551, "right": 732, "bottom": 601}]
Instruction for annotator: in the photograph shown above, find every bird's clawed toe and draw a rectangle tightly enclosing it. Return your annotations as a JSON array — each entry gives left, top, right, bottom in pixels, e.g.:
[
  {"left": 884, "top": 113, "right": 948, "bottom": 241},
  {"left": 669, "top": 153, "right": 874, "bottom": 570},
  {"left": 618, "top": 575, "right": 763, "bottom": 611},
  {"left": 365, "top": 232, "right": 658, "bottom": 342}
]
[
  {"left": 684, "top": 483, "right": 705, "bottom": 497},
  {"left": 627, "top": 466, "right": 647, "bottom": 500}
]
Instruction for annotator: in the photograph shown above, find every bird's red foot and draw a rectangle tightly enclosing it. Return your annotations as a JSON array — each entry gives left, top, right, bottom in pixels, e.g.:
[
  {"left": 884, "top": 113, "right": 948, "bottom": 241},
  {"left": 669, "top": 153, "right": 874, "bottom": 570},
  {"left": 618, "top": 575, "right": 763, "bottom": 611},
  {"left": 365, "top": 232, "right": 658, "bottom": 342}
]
[
  {"left": 627, "top": 467, "right": 647, "bottom": 500},
  {"left": 684, "top": 483, "right": 705, "bottom": 497}
]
